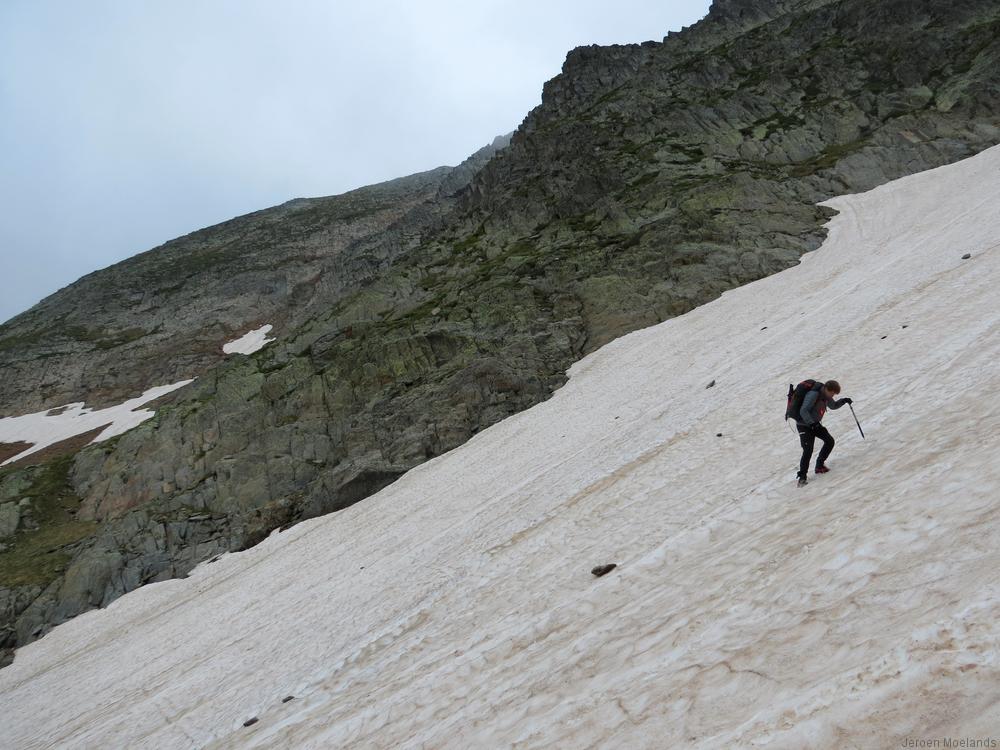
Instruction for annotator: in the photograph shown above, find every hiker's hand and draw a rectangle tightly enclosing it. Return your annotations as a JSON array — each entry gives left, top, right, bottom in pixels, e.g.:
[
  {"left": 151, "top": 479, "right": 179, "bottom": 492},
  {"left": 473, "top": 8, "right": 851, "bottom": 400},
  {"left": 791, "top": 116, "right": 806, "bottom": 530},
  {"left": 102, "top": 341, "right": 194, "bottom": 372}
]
[{"left": 842, "top": 398, "right": 853, "bottom": 405}]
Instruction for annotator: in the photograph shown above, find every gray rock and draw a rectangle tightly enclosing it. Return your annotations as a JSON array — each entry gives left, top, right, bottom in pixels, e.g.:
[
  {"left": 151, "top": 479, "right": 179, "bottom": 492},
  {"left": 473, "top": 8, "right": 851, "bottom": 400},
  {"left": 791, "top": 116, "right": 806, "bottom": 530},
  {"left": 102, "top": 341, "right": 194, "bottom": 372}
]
[
  {"left": 0, "top": 503, "right": 19, "bottom": 539},
  {"left": 591, "top": 564, "right": 618, "bottom": 577}
]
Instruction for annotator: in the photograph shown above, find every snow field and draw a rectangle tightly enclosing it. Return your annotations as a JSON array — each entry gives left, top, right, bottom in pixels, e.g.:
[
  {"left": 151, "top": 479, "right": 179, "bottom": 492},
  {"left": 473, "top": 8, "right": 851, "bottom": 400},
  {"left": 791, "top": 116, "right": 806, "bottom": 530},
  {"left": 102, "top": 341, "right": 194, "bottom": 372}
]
[{"left": 1, "top": 146, "right": 999, "bottom": 748}]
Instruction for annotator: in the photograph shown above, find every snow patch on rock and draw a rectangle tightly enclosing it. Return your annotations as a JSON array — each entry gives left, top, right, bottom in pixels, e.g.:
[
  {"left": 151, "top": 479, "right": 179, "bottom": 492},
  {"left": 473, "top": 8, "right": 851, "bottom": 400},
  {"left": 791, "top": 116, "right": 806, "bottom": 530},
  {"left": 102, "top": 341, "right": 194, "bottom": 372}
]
[
  {"left": 223, "top": 325, "right": 274, "bottom": 355},
  {"left": 0, "top": 379, "right": 195, "bottom": 466}
]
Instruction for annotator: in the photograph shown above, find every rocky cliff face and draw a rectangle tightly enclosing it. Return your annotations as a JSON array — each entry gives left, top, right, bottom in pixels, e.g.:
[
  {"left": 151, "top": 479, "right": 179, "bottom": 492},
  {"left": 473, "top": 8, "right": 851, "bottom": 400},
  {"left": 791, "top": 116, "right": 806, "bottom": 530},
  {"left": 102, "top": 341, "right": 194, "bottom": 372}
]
[{"left": 2, "top": 0, "right": 999, "bottom": 666}]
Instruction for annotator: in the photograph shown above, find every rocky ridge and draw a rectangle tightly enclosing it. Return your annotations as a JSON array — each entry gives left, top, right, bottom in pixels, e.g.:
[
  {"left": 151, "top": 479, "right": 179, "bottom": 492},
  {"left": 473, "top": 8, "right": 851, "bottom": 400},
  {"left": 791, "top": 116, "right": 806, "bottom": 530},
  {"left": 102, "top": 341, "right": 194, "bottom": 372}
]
[{"left": 1, "top": 0, "right": 999, "bottom": 666}]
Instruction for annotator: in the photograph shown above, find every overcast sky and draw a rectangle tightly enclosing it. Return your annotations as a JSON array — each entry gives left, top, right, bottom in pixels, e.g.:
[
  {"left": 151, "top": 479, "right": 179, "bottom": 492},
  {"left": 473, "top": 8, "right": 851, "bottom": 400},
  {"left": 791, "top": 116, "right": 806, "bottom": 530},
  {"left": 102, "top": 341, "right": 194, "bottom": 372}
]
[{"left": 0, "top": 1, "right": 711, "bottom": 324}]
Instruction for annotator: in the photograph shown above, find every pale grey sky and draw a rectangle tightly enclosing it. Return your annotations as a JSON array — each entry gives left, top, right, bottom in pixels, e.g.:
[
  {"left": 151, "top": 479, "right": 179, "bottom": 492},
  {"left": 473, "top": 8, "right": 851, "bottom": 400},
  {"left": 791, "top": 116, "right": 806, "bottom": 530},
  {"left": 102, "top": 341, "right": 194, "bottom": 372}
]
[{"left": 0, "top": 1, "right": 711, "bottom": 324}]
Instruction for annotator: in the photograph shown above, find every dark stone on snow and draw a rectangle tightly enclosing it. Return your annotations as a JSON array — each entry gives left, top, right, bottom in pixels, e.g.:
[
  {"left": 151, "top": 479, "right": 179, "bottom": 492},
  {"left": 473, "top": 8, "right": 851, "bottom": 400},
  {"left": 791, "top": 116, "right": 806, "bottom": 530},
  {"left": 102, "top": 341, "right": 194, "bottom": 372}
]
[
  {"left": 282, "top": 696, "right": 295, "bottom": 703},
  {"left": 591, "top": 563, "right": 617, "bottom": 577},
  {"left": 706, "top": 380, "right": 716, "bottom": 389},
  {"left": 962, "top": 253, "right": 972, "bottom": 259},
  {"left": 243, "top": 717, "right": 259, "bottom": 727}
]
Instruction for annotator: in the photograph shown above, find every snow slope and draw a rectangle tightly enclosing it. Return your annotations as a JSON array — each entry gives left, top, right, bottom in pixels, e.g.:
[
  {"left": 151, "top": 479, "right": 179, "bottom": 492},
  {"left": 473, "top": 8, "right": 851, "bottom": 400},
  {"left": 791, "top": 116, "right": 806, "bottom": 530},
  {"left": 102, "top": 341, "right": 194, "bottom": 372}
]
[{"left": 2, "top": 146, "right": 999, "bottom": 749}]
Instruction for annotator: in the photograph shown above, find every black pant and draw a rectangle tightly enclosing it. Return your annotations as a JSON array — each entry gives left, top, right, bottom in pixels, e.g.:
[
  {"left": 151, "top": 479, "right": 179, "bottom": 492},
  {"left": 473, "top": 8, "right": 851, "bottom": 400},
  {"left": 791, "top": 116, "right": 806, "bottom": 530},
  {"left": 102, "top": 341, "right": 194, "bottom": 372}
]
[{"left": 797, "top": 423, "right": 834, "bottom": 478}]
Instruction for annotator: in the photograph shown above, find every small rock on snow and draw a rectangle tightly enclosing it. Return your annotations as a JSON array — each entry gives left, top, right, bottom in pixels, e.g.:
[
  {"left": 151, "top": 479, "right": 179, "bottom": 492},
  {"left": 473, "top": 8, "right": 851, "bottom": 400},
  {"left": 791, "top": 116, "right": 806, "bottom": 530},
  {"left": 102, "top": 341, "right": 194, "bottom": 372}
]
[{"left": 591, "top": 564, "right": 617, "bottom": 577}]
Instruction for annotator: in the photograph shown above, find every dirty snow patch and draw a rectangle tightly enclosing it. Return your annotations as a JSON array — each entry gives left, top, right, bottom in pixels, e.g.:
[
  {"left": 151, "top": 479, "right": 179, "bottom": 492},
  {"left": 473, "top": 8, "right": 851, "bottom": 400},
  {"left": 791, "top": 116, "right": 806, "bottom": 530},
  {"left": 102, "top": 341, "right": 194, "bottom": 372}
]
[
  {"left": 0, "top": 379, "right": 195, "bottom": 466},
  {"left": 223, "top": 325, "right": 274, "bottom": 355}
]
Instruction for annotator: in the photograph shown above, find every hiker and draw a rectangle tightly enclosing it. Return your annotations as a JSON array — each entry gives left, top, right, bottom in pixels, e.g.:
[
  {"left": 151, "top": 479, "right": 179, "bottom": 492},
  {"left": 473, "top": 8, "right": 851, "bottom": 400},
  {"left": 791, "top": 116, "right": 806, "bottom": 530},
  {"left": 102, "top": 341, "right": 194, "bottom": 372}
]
[{"left": 789, "top": 379, "right": 852, "bottom": 486}]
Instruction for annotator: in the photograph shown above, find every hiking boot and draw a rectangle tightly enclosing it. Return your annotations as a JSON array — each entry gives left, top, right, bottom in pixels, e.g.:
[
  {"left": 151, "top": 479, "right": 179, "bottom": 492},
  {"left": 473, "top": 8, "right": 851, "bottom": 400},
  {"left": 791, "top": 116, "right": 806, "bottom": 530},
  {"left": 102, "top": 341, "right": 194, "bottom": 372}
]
[
  {"left": 797, "top": 476, "right": 808, "bottom": 487},
  {"left": 815, "top": 465, "right": 830, "bottom": 474}
]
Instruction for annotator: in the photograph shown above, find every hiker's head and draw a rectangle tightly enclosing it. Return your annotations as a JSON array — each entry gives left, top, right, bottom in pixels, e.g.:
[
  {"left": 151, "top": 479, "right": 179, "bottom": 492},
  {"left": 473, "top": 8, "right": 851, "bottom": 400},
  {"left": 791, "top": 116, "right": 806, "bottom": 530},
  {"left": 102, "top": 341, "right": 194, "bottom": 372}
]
[{"left": 823, "top": 380, "right": 841, "bottom": 397}]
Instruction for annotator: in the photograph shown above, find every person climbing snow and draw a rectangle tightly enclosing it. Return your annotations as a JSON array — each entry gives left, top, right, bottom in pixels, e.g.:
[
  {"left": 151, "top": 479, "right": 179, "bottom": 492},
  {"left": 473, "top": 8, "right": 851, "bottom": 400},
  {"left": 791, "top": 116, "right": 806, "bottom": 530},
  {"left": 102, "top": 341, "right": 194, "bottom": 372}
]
[{"left": 786, "top": 379, "right": 852, "bottom": 487}]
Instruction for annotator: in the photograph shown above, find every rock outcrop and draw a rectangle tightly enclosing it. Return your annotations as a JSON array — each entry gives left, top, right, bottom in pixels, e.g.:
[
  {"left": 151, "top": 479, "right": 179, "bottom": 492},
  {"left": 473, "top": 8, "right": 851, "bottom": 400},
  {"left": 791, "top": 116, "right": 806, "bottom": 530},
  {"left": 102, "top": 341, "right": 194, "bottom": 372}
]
[{"left": 2, "top": 0, "right": 999, "bottom": 666}]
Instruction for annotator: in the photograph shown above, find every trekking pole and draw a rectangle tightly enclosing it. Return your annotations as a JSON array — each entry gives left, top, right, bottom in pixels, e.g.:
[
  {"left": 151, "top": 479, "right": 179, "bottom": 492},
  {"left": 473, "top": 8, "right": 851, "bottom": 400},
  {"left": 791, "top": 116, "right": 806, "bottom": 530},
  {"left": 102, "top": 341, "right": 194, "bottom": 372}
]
[{"left": 849, "top": 403, "right": 865, "bottom": 439}]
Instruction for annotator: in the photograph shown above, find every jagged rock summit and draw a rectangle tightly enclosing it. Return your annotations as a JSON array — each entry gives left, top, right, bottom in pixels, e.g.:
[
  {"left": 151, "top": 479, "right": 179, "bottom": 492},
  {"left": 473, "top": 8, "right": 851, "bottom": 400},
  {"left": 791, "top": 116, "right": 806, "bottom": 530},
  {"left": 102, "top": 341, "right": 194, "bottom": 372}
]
[{"left": 1, "top": 0, "right": 999, "bottom": 667}]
